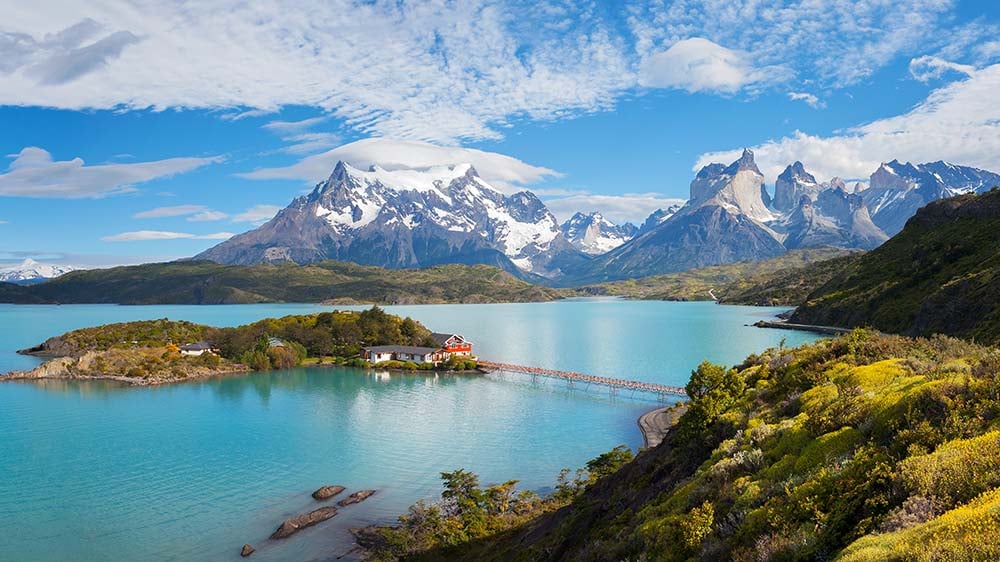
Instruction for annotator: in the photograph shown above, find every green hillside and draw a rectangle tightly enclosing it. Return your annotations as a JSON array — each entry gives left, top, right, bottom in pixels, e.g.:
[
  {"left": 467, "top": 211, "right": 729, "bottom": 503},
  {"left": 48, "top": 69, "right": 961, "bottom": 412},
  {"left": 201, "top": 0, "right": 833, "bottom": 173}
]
[
  {"left": 371, "top": 330, "right": 1000, "bottom": 561},
  {"left": 3, "top": 260, "right": 563, "bottom": 305},
  {"left": 791, "top": 189, "right": 1000, "bottom": 344},
  {"left": 579, "top": 247, "right": 855, "bottom": 303}
]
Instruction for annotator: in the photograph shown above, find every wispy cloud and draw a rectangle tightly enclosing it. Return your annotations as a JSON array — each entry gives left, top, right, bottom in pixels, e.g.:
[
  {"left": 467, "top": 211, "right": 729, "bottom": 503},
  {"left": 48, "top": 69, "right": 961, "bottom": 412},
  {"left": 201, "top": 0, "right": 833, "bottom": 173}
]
[
  {"left": 232, "top": 205, "right": 282, "bottom": 225},
  {"left": 240, "top": 138, "right": 561, "bottom": 193},
  {"left": 101, "top": 230, "right": 235, "bottom": 242},
  {"left": 0, "top": 147, "right": 219, "bottom": 198},
  {"left": 133, "top": 205, "right": 209, "bottom": 218},
  {"left": 696, "top": 60, "right": 1000, "bottom": 181},
  {"left": 787, "top": 92, "right": 824, "bottom": 109},
  {"left": 0, "top": 3, "right": 993, "bottom": 143}
]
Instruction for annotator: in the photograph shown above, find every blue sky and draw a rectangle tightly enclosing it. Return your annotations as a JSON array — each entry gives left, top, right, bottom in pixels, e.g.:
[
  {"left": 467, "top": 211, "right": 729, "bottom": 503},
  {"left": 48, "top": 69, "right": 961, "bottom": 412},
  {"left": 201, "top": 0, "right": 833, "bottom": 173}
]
[{"left": 1, "top": 0, "right": 999, "bottom": 268}]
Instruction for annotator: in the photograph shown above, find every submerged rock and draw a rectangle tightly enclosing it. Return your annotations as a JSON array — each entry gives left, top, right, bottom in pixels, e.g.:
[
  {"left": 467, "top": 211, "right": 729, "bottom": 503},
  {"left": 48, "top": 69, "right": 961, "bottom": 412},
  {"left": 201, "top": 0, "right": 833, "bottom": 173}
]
[
  {"left": 270, "top": 507, "right": 338, "bottom": 540},
  {"left": 312, "top": 485, "right": 346, "bottom": 501},
  {"left": 240, "top": 544, "right": 255, "bottom": 557},
  {"left": 337, "top": 490, "right": 376, "bottom": 507}
]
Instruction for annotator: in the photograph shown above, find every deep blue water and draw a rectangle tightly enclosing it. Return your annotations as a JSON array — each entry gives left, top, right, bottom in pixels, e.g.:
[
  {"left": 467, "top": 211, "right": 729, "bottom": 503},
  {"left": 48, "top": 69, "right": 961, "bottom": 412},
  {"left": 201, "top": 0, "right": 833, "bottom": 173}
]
[{"left": 0, "top": 300, "right": 820, "bottom": 561}]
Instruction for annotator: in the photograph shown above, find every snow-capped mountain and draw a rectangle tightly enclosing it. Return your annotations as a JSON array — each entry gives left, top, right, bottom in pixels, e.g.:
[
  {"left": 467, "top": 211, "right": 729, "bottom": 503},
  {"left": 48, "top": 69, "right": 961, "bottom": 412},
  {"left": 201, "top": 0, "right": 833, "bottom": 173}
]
[
  {"left": 569, "top": 150, "right": 1000, "bottom": 281},
  {"left": 560, "top": 212, "right": 637, "bottom": 255},
  {"left": 197, "top": 161, "right": 586, "bottom": 277},
  {"left": 0, "top": 259, "right": 76, "bottom": 284},
  {"left": 637, "top": 204, "right": 683, "bottom": 234},
  {"left": 861, "top": 160, "right": 1000, "bottom": 235}
]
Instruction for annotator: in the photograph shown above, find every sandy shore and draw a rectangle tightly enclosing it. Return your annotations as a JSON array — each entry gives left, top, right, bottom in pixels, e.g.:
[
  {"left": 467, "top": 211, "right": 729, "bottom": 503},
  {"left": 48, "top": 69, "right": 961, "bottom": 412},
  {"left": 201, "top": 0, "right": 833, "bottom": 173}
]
[{"left": 637, "top": 404, "right": 687, "bottom": 448}]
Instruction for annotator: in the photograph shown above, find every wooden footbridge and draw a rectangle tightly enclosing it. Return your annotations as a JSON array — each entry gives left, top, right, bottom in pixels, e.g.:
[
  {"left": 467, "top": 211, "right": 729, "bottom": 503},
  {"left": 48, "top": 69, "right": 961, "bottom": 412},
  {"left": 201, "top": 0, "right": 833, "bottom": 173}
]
[{"left": 477, "top": 360, "right": 687, "bottom": 401}]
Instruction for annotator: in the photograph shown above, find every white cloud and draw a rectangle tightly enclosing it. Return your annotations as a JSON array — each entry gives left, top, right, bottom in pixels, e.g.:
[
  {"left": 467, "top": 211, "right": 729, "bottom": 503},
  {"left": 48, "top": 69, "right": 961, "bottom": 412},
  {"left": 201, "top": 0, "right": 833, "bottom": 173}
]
[
  {"left": 187, "top": 210, "right": 229, "bottom": 222},
  {"left": 787, "top": 92, "right": 824, "bottom": 109},
  {"left": 240, "top": 137, "right": 561, "bottom": 193},
  {"left": 543, "top": 192, "right": 686, "bottom": 224},
  {"left": 628, "top": 1, "right": 969, "bottom": 88},
  {"left": 0, "top": 4, "right": 633, "bottom": 143},
  {"left": 263, "top": 117, "right": 328, "bottom": 134},
  {"left": 232, "top": 205, "right": 282, "bottom": 225},
  {"left": 0, "top": 220, "right": 7, "bottom": 225},
  {"left": 695, "top": 61, "right": 1000, "bottom": 181},
  {"left": 133, "top": 205, "right": 209, "bottom": 218},
  {"left": 639, "top": 38, "right": 773, "bottom": 93},
  {"left": 134, "top": 205, "right": 229, "bottom": 222},
  {"left": 101, "top": 230, "right": 235, "bottom": 242},
  {"left": 909, "top": 55, "right": 976, "bottom": 82},
  {"left": 0, "top": 147, "right": 219, "bottom": 198}
]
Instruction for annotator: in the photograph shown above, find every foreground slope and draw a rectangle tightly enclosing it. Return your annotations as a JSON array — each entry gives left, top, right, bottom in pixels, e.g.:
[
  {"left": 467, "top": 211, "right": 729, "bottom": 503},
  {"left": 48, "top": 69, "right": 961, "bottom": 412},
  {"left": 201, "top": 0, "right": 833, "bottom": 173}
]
[
  {"left": 400, "top": 331, "right": 1000, "bottom": 561},
  {"left": 4, "top": 261, "right": 561, "bottom": 305},
  {"left": 791, "top": 189, "right": 1000, "bottom": 343}
]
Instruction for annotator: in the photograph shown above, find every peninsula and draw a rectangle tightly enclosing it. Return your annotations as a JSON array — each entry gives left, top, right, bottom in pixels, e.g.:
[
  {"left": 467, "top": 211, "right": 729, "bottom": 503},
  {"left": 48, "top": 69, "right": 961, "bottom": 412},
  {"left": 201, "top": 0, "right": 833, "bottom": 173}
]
[{"left": 7, "top": 307, "right": 476, "bottom": 385}]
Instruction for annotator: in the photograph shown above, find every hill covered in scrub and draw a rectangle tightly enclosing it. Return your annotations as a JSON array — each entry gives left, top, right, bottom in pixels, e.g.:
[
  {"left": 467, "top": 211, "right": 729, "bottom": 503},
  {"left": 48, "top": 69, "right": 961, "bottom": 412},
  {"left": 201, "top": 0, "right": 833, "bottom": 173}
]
[
  {"left": 578, "top": 247, "right": 855, "bottom": 303},
  {"left": 790, "top": 189, "right": 1000, "bottom": 344},
  {"left": 0, "top": 260, "right": 562, "bottom": 305},
  {"left": 374, "top": 330, "right": 1000, "bottom": 561}
]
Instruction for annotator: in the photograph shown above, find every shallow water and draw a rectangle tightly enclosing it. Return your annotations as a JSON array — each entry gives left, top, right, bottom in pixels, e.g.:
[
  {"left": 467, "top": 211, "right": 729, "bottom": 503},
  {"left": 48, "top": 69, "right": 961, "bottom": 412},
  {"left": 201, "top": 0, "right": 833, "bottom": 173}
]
[{"left": 0, "top": 300, "right": 819, "bottom": 561}]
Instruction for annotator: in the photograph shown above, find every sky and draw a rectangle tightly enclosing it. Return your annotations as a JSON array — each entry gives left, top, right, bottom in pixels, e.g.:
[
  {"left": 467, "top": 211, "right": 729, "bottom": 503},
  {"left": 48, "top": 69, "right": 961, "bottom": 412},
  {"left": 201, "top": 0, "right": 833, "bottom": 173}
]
[{"left": 1, "top": 0, "right": 999, "bottom": 268}]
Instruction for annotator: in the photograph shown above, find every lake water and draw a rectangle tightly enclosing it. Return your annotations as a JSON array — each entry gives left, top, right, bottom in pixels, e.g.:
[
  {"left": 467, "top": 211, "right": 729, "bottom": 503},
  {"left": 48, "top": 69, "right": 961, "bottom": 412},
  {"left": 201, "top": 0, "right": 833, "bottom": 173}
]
[{"left": 0, "top": 300, "right": 820, "bottom": 561}]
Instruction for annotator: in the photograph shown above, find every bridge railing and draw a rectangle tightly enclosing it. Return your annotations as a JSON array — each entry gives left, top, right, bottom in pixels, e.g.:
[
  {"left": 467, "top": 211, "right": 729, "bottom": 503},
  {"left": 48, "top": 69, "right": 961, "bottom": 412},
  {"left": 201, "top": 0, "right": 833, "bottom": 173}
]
[{"left": 477, "top": 360, "right": 686, "bottom": 397}]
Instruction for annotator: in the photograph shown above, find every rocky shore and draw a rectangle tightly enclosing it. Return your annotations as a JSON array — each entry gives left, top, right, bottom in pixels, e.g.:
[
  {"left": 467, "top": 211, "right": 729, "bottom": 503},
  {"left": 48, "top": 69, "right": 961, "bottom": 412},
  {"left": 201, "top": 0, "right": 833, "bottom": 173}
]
[
  {"left": 637, "top": 404, "right": 686, "bottom": 448},
  {"left": 2, "top": 349, "right": 250, "bottom": 386}
]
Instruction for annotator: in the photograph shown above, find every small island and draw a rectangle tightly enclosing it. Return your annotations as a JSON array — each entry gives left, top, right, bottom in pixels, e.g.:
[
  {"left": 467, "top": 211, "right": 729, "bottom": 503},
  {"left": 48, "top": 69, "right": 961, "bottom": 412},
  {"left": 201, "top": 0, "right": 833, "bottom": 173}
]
[{"left": 7, "top": 306, "right": 477, "bottom": 385}]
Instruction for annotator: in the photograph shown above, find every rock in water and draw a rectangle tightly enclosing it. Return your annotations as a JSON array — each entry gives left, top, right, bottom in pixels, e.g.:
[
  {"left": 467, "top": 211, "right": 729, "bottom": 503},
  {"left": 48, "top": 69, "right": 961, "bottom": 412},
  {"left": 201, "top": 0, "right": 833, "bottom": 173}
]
[
  {"left": 337, "top": 490, "right": 376, "bottom": 506},
  {"left": 312, "top": 485, "right": 346, "bottom": 501},
  {"left": 269, "top": 507, "right": 338, "bottom": 540},
  {"left": 240, "top": 544, "right": 255, "bottom": 557}
]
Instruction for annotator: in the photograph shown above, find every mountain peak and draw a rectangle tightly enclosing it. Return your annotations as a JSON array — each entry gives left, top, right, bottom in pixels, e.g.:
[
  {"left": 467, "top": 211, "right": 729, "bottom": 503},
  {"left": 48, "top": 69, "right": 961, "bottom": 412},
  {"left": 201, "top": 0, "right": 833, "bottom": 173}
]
[{"left": 724, "top": 148, "right": 762, "bottom": 175}]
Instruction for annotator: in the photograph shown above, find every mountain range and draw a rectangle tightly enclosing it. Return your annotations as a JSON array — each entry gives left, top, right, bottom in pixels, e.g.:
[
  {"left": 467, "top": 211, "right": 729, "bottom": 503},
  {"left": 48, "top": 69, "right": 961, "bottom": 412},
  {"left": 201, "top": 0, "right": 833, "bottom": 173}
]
[
  {"left": 195, "top": 152, "right": 1000, "bottom": 283},
  {"left": 0, "top": 259, "right": 76, "bottom": 284}
]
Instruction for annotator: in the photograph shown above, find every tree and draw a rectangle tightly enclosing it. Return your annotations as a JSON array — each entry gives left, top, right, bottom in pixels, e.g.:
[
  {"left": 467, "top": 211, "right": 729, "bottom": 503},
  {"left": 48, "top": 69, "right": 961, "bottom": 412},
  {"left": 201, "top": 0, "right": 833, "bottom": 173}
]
[
  {"left": 685, "top": 361, "right": 746, "bottom": 428},
  {"left": 585, "top": 445, "right": 634, "bottom": 483}
]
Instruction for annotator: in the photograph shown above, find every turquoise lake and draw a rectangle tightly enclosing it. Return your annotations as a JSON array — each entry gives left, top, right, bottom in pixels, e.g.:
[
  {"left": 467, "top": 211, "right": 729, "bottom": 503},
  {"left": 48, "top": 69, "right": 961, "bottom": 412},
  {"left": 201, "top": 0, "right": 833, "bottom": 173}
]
[{"left": 0, "top": 300, "right": 821, "bottom": 561}]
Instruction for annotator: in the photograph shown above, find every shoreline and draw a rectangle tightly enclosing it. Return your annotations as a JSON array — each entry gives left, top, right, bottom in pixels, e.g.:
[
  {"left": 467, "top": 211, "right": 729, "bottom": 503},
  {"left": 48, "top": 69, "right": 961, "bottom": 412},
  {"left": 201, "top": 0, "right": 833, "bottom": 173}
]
[
  {"left": 637, "top": 404, "right": 686, "bottom": 448},
  {"left": 752, "top": 319, "right": 853, "bottom": 336},
  {"left": 1, "top": 358, "right": 482, "bottom": 387}
]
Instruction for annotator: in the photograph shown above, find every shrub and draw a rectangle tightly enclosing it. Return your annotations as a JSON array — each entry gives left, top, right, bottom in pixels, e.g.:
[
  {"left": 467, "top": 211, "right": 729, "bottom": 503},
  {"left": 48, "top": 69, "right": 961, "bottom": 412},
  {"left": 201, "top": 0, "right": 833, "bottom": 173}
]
[{"left": 899, "top": 430, "right": 1000, "bottom": 508}]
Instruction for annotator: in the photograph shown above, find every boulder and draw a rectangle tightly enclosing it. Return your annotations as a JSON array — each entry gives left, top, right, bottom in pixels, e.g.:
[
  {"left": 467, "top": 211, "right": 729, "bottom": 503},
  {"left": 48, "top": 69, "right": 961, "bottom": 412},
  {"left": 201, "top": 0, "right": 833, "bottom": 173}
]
[
  {"left": 269, "top": 507, "right": 338, "bottom": 540},
  {"left": 337, "top": 490, "right": 376, "bottom": 507},
  {"left": 311, "top": 485, "right": 345, "bottom": 501},
  {"left": 240, "top": 544, "right": 255, "bottom": 557}
]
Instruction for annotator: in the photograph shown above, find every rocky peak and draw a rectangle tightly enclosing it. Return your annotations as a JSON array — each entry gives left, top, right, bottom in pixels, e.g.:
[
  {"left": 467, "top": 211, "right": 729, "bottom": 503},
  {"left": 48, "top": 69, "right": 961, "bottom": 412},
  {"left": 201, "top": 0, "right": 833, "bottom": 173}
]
[
  {"left": 773, "top": 162, "right": 820, "bottom": 212},
  {"left": 560, "top": 211, "right": 638, "bottom": 255}
]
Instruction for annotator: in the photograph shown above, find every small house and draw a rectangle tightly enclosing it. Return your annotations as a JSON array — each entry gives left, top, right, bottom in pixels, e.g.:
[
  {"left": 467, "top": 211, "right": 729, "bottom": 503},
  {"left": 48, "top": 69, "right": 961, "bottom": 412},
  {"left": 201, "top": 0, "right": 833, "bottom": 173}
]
[
  {"left": 362, "top": 345, "right": 444, "bottom": 365},
  {"left": 180, "top": 342, "right": 219, "bottom": 356},
  {"left": 430, "top": 333, "right": 474, "bottom": 357},
  {"left": 361, "top": 334, "right": 474, "bottom": 365}
]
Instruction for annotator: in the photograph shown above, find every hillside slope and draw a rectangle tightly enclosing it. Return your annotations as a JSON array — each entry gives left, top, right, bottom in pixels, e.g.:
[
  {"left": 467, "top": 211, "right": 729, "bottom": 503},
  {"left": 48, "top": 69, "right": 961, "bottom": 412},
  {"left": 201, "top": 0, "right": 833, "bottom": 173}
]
[
  {"left": 791, "top": 189, "right": 1000, "bottom": 343},
  {"left": 581, "top": 247, "right": 855, "bottom": 302},
  {"left": 393, "top": 331, "right": 1000, "bottom": 561},
  {"left": 3, "top": 261, "right": 562, "bottom": 305}
]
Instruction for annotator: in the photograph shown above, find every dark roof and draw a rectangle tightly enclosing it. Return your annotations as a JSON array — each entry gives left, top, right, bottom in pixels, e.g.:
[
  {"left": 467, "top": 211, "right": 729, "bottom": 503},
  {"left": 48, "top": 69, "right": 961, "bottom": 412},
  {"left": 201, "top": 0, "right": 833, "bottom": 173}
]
[
  {"left": 430, "top": 333, "right": 459, "bottom": 345},
  {"left": 180, "top": 341, "right": 216, "bottom": 350},
  {"left": 364, "top": 345, "right": 440, "bottom": 355}
]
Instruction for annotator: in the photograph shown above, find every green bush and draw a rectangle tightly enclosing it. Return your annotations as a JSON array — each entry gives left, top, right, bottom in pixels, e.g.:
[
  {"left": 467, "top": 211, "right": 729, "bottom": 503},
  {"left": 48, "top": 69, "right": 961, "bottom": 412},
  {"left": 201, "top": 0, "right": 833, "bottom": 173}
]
[{"left": 900, "top": 431, "right": 1000, "bottom": 508}]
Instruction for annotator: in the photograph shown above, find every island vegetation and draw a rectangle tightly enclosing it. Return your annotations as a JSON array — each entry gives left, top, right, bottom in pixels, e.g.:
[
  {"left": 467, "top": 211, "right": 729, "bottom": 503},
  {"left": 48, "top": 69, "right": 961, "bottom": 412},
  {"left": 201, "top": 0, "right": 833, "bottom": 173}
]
[
  {"left": 10, "top": 306, "right": 475, "bottom": 384},
  {"left": 368, "top": 329, "right": 1000, "bottom": 561},
  {"left": 0, "top": 260, "right": 562, "bottom": 305}
]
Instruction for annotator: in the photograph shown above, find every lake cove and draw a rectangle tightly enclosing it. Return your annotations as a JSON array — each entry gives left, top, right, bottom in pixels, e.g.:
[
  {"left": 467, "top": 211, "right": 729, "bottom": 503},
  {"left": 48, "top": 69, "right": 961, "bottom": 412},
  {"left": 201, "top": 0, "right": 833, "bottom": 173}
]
[{"left": 0, "top": 300, "right": 820, "bottom": 561}]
